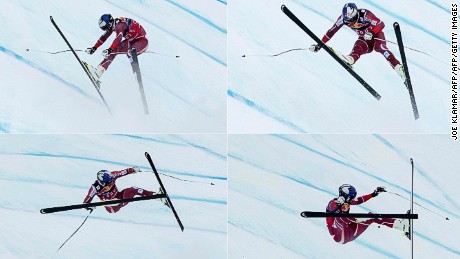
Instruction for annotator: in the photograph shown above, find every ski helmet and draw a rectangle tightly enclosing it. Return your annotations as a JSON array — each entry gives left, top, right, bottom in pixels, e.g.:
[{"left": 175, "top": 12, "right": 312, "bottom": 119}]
[
  {"left": 99, "top": 14, "right": 114, "bottom": 30},
  {"left": 339, "top": 184, "right": 357, "bottom": 202},
  {"left": 342, "top": 3, "right": 359, "bottom": 24},
  {"left": 97, "top": 170, "right": 112, "bottom": 184}
]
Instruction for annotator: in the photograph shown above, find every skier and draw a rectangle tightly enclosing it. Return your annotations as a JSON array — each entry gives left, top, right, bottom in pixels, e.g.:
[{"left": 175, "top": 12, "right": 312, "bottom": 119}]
[
  {"left": 309, "top": 3, "right": 406, "bottom": 81},
  {"left": 83, "top": 166, "right": 162, "bottom": 213},
  {"left": 326, "top": 184, "right": 410, "bottom": 244},
  {"left": 84, "top": 14, "right": 149, "bottom": 82}
]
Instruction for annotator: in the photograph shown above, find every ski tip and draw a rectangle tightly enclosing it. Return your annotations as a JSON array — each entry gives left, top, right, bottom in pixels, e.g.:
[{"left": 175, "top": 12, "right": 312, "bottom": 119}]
[
  {"left": 393, "top": 22, "right": 400, "bottom": 28},
  {"left": 144, "top": 152, "right": 150, "bottom": 158},
  {"left": 446, "top": 217, "right": 450, "bottom": 220},
  {"left": 281, "top": 5, "right": 286, "bottom": 10},
  {"left": 50, "top": 16, "right": 53, "bottom": 21},
  {"left": 176, "top": 55, "right": 180, "bottom": 58},
  {"left": 410, "top": 158, "right": 413, "bottom": 163},
  {"left": 40, "top": 209, "right": 45, "bottom": 214},
  {"left": 242, "top": 55, "right": 246, "bottom": 58},
  {"left": 300, "top": 211, "right": 306, "bottom": 217}
]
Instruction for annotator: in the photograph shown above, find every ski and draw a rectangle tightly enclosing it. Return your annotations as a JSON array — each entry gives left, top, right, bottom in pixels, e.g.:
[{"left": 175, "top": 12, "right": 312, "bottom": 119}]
[
  {"left": 40, "top": 194, "right": 166, "bottom": 214},
  {"left": 409, "top": 158, "right": 415, "bottom": 257},
  {"left": 131, "top": 48, "right": 150, "bottom": 115},
  {"left": 300, "top": 211, "right": 418, "bottom": 219},
  {"left": 394, "top": 22, "right": 419, "bottom": 120},
  {"left": 50, "top": 16, "right": 112, "bottom": 114},
  {"left": 281, "top": 5, "right": 381, "bottom": 100},
  {"left": 145, "top": 152, "right": 184, "bottom": 231}
]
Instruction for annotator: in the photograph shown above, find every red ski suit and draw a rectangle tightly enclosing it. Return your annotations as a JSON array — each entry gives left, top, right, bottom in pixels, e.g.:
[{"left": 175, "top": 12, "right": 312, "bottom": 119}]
[
  {"left": 326, "top": 194, "right": 395, "bottom": 244},
  {"left": 93, "top": 17, "right": 149, "bottom": 70},
  {"left": 83, "top": 168, "right": 154, "bottom": 213},
  {"left": 321, "top": 9, "right": 400, "bottom": 68}
]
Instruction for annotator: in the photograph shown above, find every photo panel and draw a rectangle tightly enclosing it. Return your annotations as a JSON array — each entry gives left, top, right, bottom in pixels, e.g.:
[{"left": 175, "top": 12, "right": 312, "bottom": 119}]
[
  {"left": 0, "top": 0, "right": 226, "bottom": 133},
  {"left": 0, "top": 134, "right": 227, "bottom": 258},
  {"left": 228, "top": 134, "right": 459, "bottom": 258},
  {"left": 228, "top": 0, "right": 449, "bottom": 133}
]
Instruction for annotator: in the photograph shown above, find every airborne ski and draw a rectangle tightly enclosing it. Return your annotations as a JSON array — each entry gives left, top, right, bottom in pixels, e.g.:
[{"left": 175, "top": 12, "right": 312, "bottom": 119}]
[
  {"left": 131, "top": 48, "right": 150, "bottom": 115},
  {"left": 300, "top": 211, "right": 418, "bottom": 219},
  {"left": 145, "top": 152, "right": 184, "bottom": 231},
  {"left": 40, "top": 194, "right": 166, "bottom": 214},
  {"left": 394, "top": 23, "right": 419, "bottom": 120},
  {"left": 50, "top": 16, "right": 112, "bottom": 114},
  {"left": 281, "top": 5, "right": 381, "bottom": 100}
]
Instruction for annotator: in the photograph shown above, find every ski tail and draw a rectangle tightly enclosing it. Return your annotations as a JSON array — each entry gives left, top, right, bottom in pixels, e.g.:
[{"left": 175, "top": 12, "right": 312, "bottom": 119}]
[
  {"left": 50, "top": 16, "right": 111, "bottom": 114},
  {"left": 131, "top": 48, "right": 149, "bottom": 115},
  {"left": 280, "top": 5, "right": 381, "bottom": 100},
  {"left": 145, "top": 152, "right": 184, "bottom": 231},
  {"left": 394, "top": 22, "right": 419, "bottom": 120}
]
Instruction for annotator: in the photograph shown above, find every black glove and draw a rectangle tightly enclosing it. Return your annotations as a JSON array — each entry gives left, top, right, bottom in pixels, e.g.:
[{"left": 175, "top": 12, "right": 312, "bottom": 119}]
[
  {"left": 102, "top": 48, "right": 113, "bottom": 58},
  {"left": 372, "top": 186, "right": 386, "bottom": 197},
  {"left": 309, "top": 44, "right": 322, "bottom": 53},
  {"left": 85, "top": 47, "right": 97, "bottom": 55}
]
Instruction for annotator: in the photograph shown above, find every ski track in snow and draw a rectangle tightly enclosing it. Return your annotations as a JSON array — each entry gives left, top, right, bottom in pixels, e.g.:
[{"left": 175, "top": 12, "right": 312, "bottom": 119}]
[
  {"left": 0, "top": 45, "right": 97, "bottom": 102},
  {"left": 227, "top": 90, "right": 307, "bottom": 133}
]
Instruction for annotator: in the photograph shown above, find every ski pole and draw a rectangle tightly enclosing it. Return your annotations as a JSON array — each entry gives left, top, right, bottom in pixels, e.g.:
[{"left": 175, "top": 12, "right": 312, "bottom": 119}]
[
  {"left": 143, "top": 170, "right": 215, "bottom": 185},
  {"left": 242, "top": 48, "right": 308, "bottom": 58},
  {"left": 26, "top": 48, "right": 180, "bottom": 58},
  {"left": 55, "top": 209, "right": 93, "bottom": 254},
  {"left": 374, "top": 38, "right": 448, "bottom": 65},
  {"left": 26, "top": 48, "right": 83, "bottom": 54},
  {"left": 385, "top": 191, "right": 449, "bottom": 220}
]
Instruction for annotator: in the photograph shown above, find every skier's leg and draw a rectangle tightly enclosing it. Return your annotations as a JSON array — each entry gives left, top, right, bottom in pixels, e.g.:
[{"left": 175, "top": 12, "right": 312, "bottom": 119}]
[
  {"left": 104, "top": 187, "right": 154, "bottom": 213},
  {"left": 348, "top": 38, "right": 371, "bottom": 64},
  {"left": 373, "top": 32, "right": 401, "bottom": 69},
  {"left": 127, "top": 37, "right": 149, "bottom": 72},
  {"left": 342, "top": 221, "right": 371, "bottom": 244},
  {"left": 98, "top": 40, "right": 130, "bottom": 72}
]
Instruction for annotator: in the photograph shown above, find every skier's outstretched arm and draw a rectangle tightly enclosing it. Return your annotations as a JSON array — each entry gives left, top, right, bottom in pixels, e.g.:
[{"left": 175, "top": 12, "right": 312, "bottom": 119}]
[
  {"left": 86, "top": 30, "right": 113, "bottom": 55},
  {"left": 110, "top": 166, "right": 141, "bottom": 180},
  {"left": 83, "top": 185, "right": 97, "bottom": 204},
  {"left": 310, "top": 16, "right": 344, "bottom": 52}
]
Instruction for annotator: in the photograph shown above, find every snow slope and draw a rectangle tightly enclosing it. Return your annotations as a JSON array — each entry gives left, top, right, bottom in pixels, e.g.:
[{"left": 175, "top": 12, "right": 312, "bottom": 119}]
[
  {"left": 228, "top": 134, "right": 460, "bottom": 258},
  {"left": 0, "top": 0, "right": 226, "bottom": 133},
  {"left": 229, "top": 0, "right": 449, "bottom": 133},
  {"left": 0, "top": 134, "right": 227, "bottom": 258}
]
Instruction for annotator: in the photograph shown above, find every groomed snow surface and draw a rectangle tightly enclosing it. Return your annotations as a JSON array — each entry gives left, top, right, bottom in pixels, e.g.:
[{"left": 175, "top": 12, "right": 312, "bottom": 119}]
[
  {"left": 0, "top": 134, "right": 227, "bottom": 258},
  {"left": 229, "top": 134, "right": 460, "bottom": 258},
  {"left": 0, "top": 0, "right": 226, "bottom": 133},
  {"left": 229, "top": 0, "right": 449, "bottom": 133}
]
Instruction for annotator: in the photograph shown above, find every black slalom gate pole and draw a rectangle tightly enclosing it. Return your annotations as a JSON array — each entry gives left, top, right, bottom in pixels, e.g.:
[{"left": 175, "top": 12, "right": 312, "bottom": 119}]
[
  {"left": 394, "top": 22, "right": 419, "bottom": 120},
  {"left": 145, "top": 152, "right": 185, "bottom": 231},
  {"left": 55, "top": 209, "right": 93, "bottom": 254},
  {"left": 50, "top": 16, "right": 112, "bottom": 114},
  {"left": 410, "top": 158, "right": 415, "bottom": 259}
]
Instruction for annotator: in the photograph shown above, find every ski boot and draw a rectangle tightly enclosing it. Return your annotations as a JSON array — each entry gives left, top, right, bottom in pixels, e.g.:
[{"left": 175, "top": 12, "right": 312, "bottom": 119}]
[
  {"left": 83, "top": 62, "right": 105, "bottom": 88},
  {"left": 394, "top": 64, "right": 407, "bottom": 83},
  {"left": 392, "top": 210, "right": 411, "bottom": 240},
  {"left": 329, "top": 47, "right": 354, "bottom": 69},
  {"left": 157, "top": 187, "right": 171, "bottom": 208}
]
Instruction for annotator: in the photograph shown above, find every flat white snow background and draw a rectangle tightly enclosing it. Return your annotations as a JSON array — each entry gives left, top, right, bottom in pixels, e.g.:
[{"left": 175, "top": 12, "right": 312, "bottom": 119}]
[
  {"left": 0, "top": 134, "right": 227, "bottom": 258},
  {"left": 228, "top": 134, "right": 460, "bottom": 258},
  {"left": 229, "top": 0, "right": 449, "bottom": 133},
  {"left": 0, "top": 0, "right": 226, "bottom": 133}
]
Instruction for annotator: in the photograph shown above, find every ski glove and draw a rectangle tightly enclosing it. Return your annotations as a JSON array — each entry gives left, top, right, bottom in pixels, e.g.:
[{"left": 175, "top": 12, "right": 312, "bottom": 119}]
[
  {"left": 364, "top": 32, "right": 374, "bottom": 41},
  {"left": 132, "top": 166, "right": 141, "bottom": 173},
  {"left": 372, "top": 186, "right": 386, "bottom": 197},
  {"left": 309, "top": 44, "right": 321, "bottom": 53},
  {"left": 102, "top": 48, "right": 113, "bottom": 58},
  {"left": 86, "top": 47, "right": 97, "bottom": 55}
]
